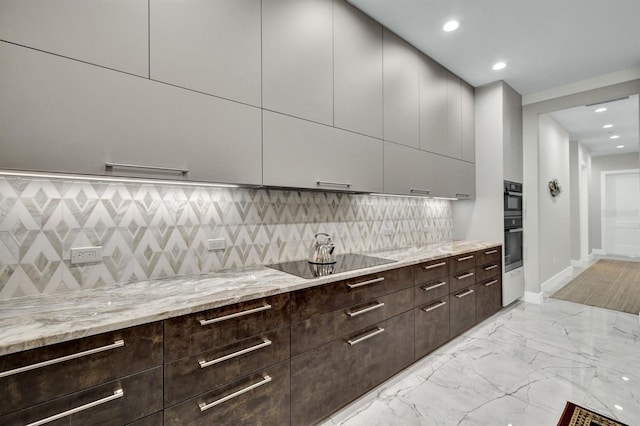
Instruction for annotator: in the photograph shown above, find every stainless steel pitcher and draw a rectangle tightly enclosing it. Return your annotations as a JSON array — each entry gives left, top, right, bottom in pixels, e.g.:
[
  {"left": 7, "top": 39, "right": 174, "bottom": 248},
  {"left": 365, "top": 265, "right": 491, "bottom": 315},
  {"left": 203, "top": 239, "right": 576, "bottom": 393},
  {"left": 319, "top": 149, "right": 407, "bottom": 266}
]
[{"left": 308, "top": 233, "right": 336, "bottom": 264}]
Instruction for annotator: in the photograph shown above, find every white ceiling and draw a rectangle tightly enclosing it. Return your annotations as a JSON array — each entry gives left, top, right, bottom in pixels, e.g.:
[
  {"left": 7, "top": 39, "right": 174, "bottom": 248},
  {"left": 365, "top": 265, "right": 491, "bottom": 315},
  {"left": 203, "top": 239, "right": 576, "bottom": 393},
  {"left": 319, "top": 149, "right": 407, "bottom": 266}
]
[{"left": 348, "top": 0, "right": 640, "bottom": 156}]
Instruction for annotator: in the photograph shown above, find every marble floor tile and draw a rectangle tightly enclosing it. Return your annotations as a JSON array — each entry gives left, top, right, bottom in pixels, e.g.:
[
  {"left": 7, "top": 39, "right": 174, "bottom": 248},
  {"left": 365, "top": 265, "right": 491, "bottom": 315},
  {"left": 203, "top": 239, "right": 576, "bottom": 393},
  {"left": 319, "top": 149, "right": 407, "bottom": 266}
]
[{"left": 322, "top": 271, "right": 640, "bottom": 426}]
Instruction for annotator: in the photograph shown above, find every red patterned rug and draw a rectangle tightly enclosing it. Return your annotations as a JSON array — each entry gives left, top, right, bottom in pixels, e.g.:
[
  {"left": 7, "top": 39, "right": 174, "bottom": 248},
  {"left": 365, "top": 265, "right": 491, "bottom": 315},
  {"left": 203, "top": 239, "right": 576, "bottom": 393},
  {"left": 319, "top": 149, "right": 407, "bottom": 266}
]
[{"left": 557, "top": 402, "right": 628, "bottom": 426}]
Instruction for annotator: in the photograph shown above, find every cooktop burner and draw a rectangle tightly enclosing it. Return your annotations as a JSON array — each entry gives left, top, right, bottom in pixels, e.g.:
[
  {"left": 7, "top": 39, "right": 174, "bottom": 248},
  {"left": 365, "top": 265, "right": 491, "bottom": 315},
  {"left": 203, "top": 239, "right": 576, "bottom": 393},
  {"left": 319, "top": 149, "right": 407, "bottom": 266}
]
[{"left": 266, "top": 254, "right": 396, "bottom": 279}]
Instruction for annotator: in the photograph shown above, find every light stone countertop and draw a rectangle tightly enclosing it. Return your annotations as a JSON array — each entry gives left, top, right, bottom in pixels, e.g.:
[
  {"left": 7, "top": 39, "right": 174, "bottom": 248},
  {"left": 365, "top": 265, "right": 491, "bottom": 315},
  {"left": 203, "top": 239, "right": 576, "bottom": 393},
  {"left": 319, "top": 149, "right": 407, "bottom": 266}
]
[{"left": 0, "top": 240, "right": 499, "bottom": 356}]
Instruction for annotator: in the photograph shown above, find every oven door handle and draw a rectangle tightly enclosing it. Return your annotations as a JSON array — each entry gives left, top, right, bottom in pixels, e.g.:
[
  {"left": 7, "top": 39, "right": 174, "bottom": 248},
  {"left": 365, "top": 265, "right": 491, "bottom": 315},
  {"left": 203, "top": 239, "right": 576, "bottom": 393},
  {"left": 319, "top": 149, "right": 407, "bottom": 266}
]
[
  {"left": 507, "top": 228, "right": 523, "bottom": 233},
  {"left": 506, "top": 191, "right": 522, "bottom": 197}
]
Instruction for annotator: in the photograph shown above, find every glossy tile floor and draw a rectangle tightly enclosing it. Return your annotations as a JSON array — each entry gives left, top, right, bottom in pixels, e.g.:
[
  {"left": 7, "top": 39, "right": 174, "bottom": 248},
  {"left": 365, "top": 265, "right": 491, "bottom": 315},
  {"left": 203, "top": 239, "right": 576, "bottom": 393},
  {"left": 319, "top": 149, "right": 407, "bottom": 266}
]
[{"left": 322, "top": 264, "right": 640, "bottom": 425}]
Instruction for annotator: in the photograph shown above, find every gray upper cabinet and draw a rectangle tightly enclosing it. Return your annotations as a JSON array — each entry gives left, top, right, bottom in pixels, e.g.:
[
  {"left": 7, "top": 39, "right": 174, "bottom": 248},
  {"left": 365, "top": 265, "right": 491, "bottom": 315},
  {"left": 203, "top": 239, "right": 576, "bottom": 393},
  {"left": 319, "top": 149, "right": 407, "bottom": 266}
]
[
  {"left": 263, "top": 0, "right": 333, "bottom": 125},
  {"left": 333, "top": 0, "right": 383, "bottom": 139},
  {"left": 149, "top": 0, "right": 261, "bottom": 107},
  {"left": 263, "top": 111, "right": 383, "bottom": 193},
  {"left": 446, "top": 159, "right": 475, "bottom": 199},
  {"left": 0, "top": 0, "right": 148, "bottom": 77},
  {"left": 461, "top": 80, "right": 475, "bottom": 163},
  {"left": 382, "top": 29, "right": 420, "bottom": 148},
  {"left": 419, "top": 57, "right": 448, "bottom": 155},
  {"left": 0, "top": 43, "right": 262, "bottom": 185},
  {"left": 446, "top": 72, "right": 463, "bottom": 159},
  {"left": 383, "top": 143, "right": 446, "bottom": 197}
]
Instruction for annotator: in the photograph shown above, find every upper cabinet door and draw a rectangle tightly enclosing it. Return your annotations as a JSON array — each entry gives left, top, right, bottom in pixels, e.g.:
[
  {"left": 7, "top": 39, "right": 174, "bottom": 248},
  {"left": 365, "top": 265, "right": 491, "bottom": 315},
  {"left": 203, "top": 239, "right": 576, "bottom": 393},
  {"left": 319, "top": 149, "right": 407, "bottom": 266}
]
[
  {"left": 263, "top": 111, "right": 383, "bottom": 193},
  {"left": 461, "top": 80, "right": 475, "bottom": 163},
  {"left": 382, "top": 29, "right": 420, "bottom": 148},
  {"left": 0, "top": 43, "right": 262, "bottom": 185},
  {"left": 150, "top": 0, "right": 261, "bottom": 107},
  {"left": 446, "top": 72, "right": 463, "bottom": 159},
  {"left": 263, "top": 0, "right": 333, "bottom": 125},
  {"left": 333, "top": 0, "right": 383, "bottom": 139},
  {"left": 419, "top": 57, "right": 448, "bottom": 155},
  {"left": 383, "top": 143, "right": 446, "bottom": 198},
  {"left": 446, "top": 159, "right": 475, "bottom": 200},
  {"left": 0, "top": 0, "right": 148, "bottom": 77}
]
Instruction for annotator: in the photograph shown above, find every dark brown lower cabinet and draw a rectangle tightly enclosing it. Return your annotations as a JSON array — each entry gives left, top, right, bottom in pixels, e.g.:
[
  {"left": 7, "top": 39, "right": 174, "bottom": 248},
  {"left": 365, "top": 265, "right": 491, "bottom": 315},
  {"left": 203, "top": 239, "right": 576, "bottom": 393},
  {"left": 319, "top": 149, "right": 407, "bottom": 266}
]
[
  {"left": 449, "top": 285, "right": 477, "bottom": 337},
  {"left": 476, "top": 277, "right": 502, "bottom": 322},
  {"left": 0, "top": 367, "right": 163, "bottom": 426},
  {"left": 163, "top": 360, "right": 290, "bottom": 426},
  {"left": 415, "top": 296, "right": 450, "bottom": 359},
  {"left": 291, "top": 311, "right": 414, "bottom": 426},
  {"left": 128, "top": 412, "right": 163, "bottom": 425}
]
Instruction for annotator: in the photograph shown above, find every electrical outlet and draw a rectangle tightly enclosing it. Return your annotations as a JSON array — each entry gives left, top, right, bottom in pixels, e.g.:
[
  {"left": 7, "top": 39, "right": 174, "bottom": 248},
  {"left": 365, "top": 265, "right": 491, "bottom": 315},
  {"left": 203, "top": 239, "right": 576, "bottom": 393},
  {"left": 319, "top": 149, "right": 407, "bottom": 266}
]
[
  {"left": 71, "top": 246, "right": 102, "bottom": 264},
  {"left": 208, "top": 238, "right": 226, "bottom": 251}
]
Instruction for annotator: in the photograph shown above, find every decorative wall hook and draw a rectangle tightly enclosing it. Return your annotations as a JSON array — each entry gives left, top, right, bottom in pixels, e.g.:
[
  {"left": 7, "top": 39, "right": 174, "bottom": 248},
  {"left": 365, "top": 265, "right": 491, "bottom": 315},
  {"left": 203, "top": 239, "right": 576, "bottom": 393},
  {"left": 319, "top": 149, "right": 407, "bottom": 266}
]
[{"left": 548, "top": 179, "right": 562, "bottom": 197}]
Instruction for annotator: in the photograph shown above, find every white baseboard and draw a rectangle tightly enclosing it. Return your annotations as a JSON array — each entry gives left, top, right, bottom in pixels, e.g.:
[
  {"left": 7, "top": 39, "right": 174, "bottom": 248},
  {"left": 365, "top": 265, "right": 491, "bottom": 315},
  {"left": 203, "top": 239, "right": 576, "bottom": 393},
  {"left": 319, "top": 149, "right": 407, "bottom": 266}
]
[
  {"left": 524, "top": 291, "right": 543, "bottom": 304},
  {"left": 571, "top": 259, "right": 582, "bottom": 267},
  {"left": 540, "top": 265, "right": 574, "bottom": 295},
  {"left": 592, "top": 249, "right": 605, "bottom": 255}
]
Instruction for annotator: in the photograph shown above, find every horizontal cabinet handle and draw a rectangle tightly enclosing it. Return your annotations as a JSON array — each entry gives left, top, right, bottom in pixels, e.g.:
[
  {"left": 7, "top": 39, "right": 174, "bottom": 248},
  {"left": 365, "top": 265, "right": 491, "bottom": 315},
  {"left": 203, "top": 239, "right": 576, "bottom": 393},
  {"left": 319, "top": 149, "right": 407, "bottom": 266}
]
[
  {"left": 410, "top": 188, "right": 431, "bottom": 195},
  {"left": 423, "top": 300, "right": 447, "bottom": 313},
  {"left": 455, "top": 289, "right": 475, "bottom": 298},
  {"left": 347, "top": 277, "right": 384, "bottom": 289},
  {"left": 423, "top": 262, "right": 446, "bottom": 270},
  {"left": 422, "top": 281, "right": 446, "bottom": 292},
  {"left": 199, "top": 304, "right": 271, "bottom": 326},
  {"left": 484, "top": 265, "right": 499, "bottom": 271},
  {"left": 456, "top": 193, "right": 471, "bottom": 198},
  {"left": 456, "top": 272, "right": 474, "bottom": 280},
  {"left": 346, "top": 302, "right": 385, "bottom": 317},
  {"left": 199, "top": 339, "right": 272, "bottom": 369},
  {"left": 484, "top": 280, "right": 499, "bottom": 287},
  {"left": 457, "top": 255, "right": 474, "bottom": 262},
  {"left": 317, "top": 180, "right": 352, "bottom": 188},
  {"left": 27, "top": 389, "right": 123, "bottom": 426},
  {"left": 484, "top": 249, "right": 498, "bottom": 255},
  {"left": 106, "top": 162, "right": 188, "bottom": 176},
  {"left": 347, "top": 327, "right": 385, "bottom": 346},
  {"left": 0, "top": 340, "right": 125, "bottom": 379},
  {"left": 199, "top": 375, "right": 272, "bottom": 412}
]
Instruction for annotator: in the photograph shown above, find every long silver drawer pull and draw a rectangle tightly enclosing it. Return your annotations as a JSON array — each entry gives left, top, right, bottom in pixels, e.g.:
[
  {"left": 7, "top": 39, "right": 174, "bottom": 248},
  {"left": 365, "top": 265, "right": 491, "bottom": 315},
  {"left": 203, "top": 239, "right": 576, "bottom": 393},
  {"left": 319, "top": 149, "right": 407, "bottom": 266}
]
[
  {"left": 199, "top": 339, "right": 272, "bottom": 369},
  {"left": 484, "top": 265, "right": 498, "bottom": 271},
  {"left": 199, "top": 304, "right": 272, "bottom": 326},
  {"left": 456, "top": 272, "right": 474, "bottom": 280},
  {"left": 484, "top": 249, "right": 498, "bottom": 255},
  {"left": 457, "top": 255, "right": 474, "bottom": 261},
  {"left": 199, "top": 375, "right": 272, "bottom": 412},
  {"left": 347, "top": 327, "right": 385, "bottom": 346},
  {"left": 423, "top": 262, "right": 446, "bottom": 270},
  {"left": 0, "top": 340, "right": 125, "bottom": 379},
  {"left": 455, "top": 289, "right": 475, "bottom": 298},
  {"left": 422, "top": 281, "right": 446, "bottom": 291},
  {"left": 410, "top": 188, "right": 431, "bottom": 195},
  {"left": 317, "top": 180, "right": 352, "bottom": 188},
  {"left": 423, "top": 301, "right": 447, "bottom": 312},
  {"left": 347, "top": 277, "right": 385, "bottom": 289},
  {"left": 105, "top": 162, "right": 188, "bottom": 176},
  {"left": 484, "top": 280, "right": 499, "bottom": 287},
  {"left": 456, "top": 193, "right": 471, "bottom": 198},
  {"left": 26, "top": 389, "right": 124, "bottom": 426},
  {"left": 346, "top": 302, "right": 385, "bottom": 317}
]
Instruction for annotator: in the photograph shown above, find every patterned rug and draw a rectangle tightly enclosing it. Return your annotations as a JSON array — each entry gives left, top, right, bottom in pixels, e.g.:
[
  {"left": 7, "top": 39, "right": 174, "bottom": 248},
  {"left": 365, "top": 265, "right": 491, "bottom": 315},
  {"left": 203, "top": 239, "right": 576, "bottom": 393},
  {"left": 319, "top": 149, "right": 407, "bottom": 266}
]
[
  {"left": 551, "top": 259, "right": 640, "bottom": 315},
  {"left": 557, "top": 401, "right": 628, "bottom": 426}
]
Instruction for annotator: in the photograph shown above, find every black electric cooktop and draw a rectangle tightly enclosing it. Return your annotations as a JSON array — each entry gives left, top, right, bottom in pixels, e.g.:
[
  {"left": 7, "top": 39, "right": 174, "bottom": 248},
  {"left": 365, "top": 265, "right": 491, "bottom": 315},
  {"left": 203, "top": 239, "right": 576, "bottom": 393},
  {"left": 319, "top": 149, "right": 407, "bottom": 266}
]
[{"left": 266, "top": 254, "right": 396, "bottom": 279}]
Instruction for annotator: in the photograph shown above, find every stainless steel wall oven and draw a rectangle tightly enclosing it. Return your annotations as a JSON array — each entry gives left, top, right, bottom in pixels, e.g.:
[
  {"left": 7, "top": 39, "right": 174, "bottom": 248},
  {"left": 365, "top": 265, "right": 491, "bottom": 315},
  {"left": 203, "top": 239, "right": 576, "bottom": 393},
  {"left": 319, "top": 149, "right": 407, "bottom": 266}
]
[{"left": 504, "top": 181, "right": 523, "bottom": 272}]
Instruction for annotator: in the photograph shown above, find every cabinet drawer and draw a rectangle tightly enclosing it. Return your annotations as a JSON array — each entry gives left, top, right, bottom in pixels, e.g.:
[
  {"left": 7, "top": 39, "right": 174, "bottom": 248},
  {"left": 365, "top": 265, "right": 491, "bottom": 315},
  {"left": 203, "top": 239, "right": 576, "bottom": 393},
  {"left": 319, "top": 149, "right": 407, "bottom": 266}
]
[
  {"left": 476, "top": 277, "right": 502, "bottom": 322},
  {"left": 415, "top": 296, "right": 450, "bottom": 359},
  {"left": 164, "top": 360, "right": 290, "bottom": 426},
  {"left": 450, "top": 252, "right": 477, "bottom": 274},
  {"left": 128, "top": 412, "right": 163, "bottom": 426},
  {"left": 450, "top": 285, "right": 477, "bottom": 337},
  {"left": 0, "top": 367, "right": 163, "bottom": 426},
  {"left": 415, "top": 277, "right": 449, "bottom": 306},
  {"left": 0, "top": 322, "right": 163, "bottom": 416},
  {"left": 164, "top": 293, "right": 290, "bottom": 362},
  {"left": 291, "top": 287, "right": 413, "bottom": 356},
  {"left": 165, "top": 327, "right": 290, "bottom": 407},
  {"left": 291, "top": 267, "right": 413, "bottom": 322},
  {"left": 450, "top": 268, "right": 476, "bottom": 293},
  {"left": 475, "top": 246, "right": 501, "bottom": 266},
  {"left": 413, "top": 258, "right": 449, "bottom": 284},
  {"left": 475, "top": 261, "right": 501, "bottom": 282}
]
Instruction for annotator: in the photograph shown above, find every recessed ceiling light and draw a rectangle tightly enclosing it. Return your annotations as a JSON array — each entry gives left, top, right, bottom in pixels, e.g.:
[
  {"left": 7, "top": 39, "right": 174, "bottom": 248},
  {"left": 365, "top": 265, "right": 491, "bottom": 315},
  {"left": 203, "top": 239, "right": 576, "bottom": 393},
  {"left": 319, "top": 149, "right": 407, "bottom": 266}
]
[
  {"left": 622, "top": 376, "right": 630, "bottom": 381},
  {"left": 492, "top": 62, "right": 506, "bottom": 71},
  {"left": 603, "top": 124, "right": 613, "bottom": 128},
  {"left": 610, "top": 135, "right": 620, "bottom": 139},
  {"left": 443, "top": 20, "right": 459, "bottom": 32},
  {"left": 614, "top": 404, "right": 623, "bottom": 411},
  {"left": 617, "top": 145, "right": 625, "bottom": 149},
  {"left": 595, "top": 107, "right": 607, "bottom": 113}
]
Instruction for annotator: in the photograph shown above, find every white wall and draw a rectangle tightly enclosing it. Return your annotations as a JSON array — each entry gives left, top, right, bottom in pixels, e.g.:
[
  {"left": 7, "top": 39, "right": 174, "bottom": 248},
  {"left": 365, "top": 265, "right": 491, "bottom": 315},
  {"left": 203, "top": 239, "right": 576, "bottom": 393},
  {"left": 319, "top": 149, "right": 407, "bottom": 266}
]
[
  {"left": 569, "top": 141, "right": 592, "bottom": 261},
  {"left": 589, "top": 153, "right": 640, "bottom": 251},
  {"left": 538, "top": 114, "right": 571, "bottom": 283}
]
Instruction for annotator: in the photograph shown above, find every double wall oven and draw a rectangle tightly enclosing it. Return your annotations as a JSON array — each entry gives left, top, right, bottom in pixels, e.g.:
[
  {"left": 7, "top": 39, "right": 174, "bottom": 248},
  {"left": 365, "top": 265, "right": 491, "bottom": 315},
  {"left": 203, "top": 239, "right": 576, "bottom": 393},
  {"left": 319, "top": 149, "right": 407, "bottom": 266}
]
[{"left": 504, "top": 181, "right": 523, "bottom": 272}]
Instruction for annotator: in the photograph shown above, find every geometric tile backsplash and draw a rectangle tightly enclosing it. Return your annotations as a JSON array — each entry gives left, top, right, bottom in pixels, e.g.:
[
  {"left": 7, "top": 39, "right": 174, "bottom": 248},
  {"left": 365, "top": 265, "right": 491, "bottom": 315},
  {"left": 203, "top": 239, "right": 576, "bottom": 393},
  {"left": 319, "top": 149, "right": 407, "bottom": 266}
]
[{"left": 0, "top": 175, "right": 452, "bottom": 300}]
